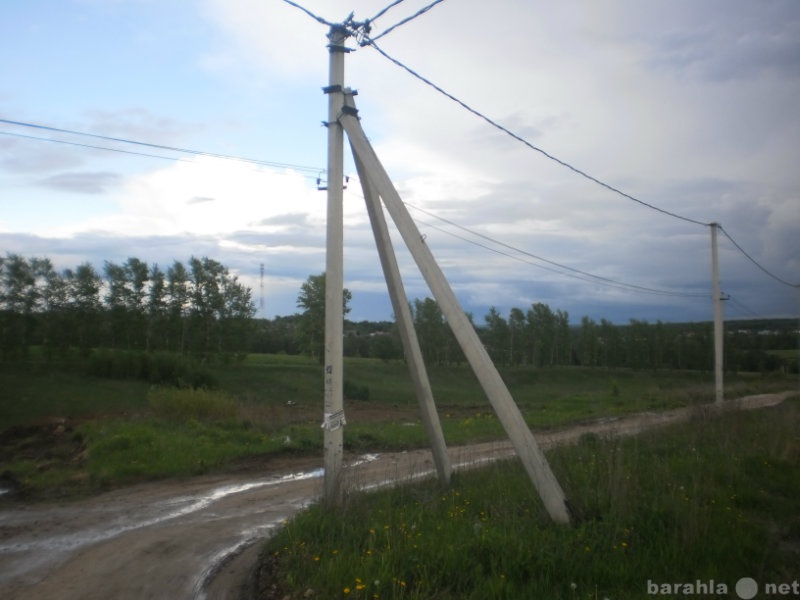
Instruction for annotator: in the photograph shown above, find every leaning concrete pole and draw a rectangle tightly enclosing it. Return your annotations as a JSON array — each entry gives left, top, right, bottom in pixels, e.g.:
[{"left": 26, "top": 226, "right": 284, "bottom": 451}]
[
  {"left": 710, "top": 223, "right": 724, "bottom": 404},
  {"left": 353, "top": 148, "right": 452, "bottom": 486},
  {"left": 322, "top": 24, "right": 348, "bottom": 504},
  {"left": 340, "top": 95, "right": 571, "bottom": 524}
]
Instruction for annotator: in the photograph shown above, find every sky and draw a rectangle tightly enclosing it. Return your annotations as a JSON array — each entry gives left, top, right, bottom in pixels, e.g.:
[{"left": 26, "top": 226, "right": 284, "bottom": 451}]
[{"left": 1, "top": 0, "right": 798, "bottom": 324}]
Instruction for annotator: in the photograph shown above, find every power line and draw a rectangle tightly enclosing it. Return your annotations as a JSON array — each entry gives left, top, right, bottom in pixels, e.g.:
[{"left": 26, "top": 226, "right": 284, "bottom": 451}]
[
  {"left": 346, "top": 179, "right": 703, "bottom": 299},
  {"left": 368, "top": 0, "right": 447, "bottom": 43},
  {"left": 368, "top": 0, "right": 408, "bottom": 24},
  {"left": 0, "top": 130, "right": 324, "bottom": 183},
  {"left": 0, "top": 118, "right": 323, "bottom": 175},
  {"left": 726, "top": 295, "right": 760, "bottom": 318},
  {"left": 360, "top": 39, "right": 710, "bottom": 228},
  {"left": 0, "top": 131, "right": 196, "bottom": 164},
  {"left": 278, "top": 0, "right": 792, "bottom": 297},
  {"left": 405, "top": 202, "right": 706, "bottom": 299},
  {"left": 280, "top": 0, "right": 335, "bottom": 27},
  {"left": 717, "top": 225, "right": 798, "bottom": 288},
  {"left": 416, "top": 216, "right": 703, "bottom": 299}
]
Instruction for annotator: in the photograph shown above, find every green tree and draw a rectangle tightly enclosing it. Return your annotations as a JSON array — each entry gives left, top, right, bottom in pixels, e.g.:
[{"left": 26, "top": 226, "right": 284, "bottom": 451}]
[
  {"left": 0, "top": 254, "right": 40, "bottom": 358},
  {"left": 578, "top": 315, "right": 599, "bottom": 366},
  {"left": 147, "top": 264, "right": 168, "bottom": 351},
  {"left": 218, "top": 270, "right": 256, "bottom": 356},
  {"left": 599, "top": 318, "right": 620, "bottom": 368},
  {"left": 296, "top": 273, "right": 351, "bottom": 361},
  {"left": 526, "top": 302, "right": 555, "bottom": 367},
  {"left": 189, "top": 256, "right": 224, "bottom": 354},
  {"left": 553, "top": 308, "right": 570, "bottom": 365},
  {"left": 39, "top": 259, "right": 71, "bottom": 358},
  {"left": 508, "top": 307, "right": 526, "bottom": 365},
  {"left": 483, "top": 306, "right": 510, "bottom": 365},
  {"left": 167, "top": 260, "right": 190, "bottom": 353},
  {"left": 412, "top": 297, "right": 447, "bottom": 365},
  {"left": 68, "top": 262, "right": 102, "bottom": 355}
]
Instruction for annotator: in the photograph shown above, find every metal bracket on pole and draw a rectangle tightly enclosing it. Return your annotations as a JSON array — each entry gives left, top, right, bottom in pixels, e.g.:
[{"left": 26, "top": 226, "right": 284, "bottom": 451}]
[{"left": 340, "top": 93, "right": 571, "bottom": 524}]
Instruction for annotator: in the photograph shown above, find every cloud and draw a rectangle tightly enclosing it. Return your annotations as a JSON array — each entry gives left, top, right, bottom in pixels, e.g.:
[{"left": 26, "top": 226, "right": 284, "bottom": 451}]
[
  {"left": 2, "top": 0, "right": 797, "bottom": 324},
  {"left": 81, "top": 108, "right": 197, "bottom": 143},
  {"left": 37, "top": 171, "right": 121, "bottom": 194},
  {"left": 0, "top": 134, "right": 86, "bottom": 174},
  {"left": 39, "top": 155, "right": 328, "bottom": 238},
  {"left": 639, "top": 1, "right": 800, "bottom": 81}
]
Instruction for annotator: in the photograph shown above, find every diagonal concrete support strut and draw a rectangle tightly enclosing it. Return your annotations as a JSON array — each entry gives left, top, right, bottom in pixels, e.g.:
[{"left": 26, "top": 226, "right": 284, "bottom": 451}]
[
  {"left": 340, "top": 92, "right": 571, "bottom": 524},
  {"left": 353, "top": 149, "right": 452, "bottom": 486}
]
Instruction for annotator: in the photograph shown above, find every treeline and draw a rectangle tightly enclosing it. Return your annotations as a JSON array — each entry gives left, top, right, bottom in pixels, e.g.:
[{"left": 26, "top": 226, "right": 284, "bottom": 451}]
[
  {"left": 0, "top": 254, "right": 255, "bottom": 361},
  {"left": 252, "top": 299, "right": 797, "bottom": 374},
  {"left": 3, "top": 254, "right": 794, "bottom": 375}
]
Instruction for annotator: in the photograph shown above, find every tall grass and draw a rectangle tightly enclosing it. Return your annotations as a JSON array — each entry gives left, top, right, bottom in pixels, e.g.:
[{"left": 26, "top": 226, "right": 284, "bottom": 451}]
[
  {"left": 148, "top": 386, "right": 238, "bottom": 421},
  {"left": 260, "top": 399, "right": 800, "bottom": 599}
]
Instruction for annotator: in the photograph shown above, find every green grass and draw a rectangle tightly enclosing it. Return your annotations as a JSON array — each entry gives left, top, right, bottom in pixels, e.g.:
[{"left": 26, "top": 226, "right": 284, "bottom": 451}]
[
  {"left": 1, "top": 355, "right": 797, "bottom": 499},
  {"left": 77, "top": 418, "right": 312, "bottom": 488},
  {"left": 0, "top": 363, "right": 151, "bottom": 427},
  {"left": 260, "top": 398, "right": 800, "bottom": 599}
]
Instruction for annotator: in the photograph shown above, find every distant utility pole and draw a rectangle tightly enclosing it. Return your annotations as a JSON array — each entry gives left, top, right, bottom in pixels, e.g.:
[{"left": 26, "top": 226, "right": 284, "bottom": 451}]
[{"left": 710, "top": 223, "right": 724, "bottom": 404}]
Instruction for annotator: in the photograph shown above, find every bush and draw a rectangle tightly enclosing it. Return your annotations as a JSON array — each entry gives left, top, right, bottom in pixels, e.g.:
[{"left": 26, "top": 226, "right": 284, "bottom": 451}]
[
  {"left": 344, "top": 379, "right": 370, "bottom": 401},
  {"left": 85, "top": 350, "right": 218, "bottom": 389}
]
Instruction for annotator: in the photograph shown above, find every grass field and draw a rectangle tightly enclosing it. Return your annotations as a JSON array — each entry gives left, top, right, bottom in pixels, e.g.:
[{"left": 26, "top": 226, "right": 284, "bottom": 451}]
[
  {"left": 0, "top": 354, "right": 796, "bottom": 498},
  {"left": 259, "top": 397, "right": 800, "bottom": 599}
]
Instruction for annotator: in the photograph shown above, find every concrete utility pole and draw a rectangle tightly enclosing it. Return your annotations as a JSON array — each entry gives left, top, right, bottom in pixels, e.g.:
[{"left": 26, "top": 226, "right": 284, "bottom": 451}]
[
  {"left": 353, "top": 149, "right": 452, "bottom": 486},
  {"left": 322, "top": 24, "right": 348, "bottom": 504},
  {"left": 710, "top": 223, "right": 724, "bottom": 404},
  {"left": 341, "top": 92, "right": 571, "bottom": 524}
]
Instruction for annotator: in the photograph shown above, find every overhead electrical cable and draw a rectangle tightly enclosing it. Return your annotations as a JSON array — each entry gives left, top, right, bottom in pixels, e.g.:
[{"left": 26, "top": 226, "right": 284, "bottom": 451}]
[
  {"left": 0, "top": 118, "right": 323, "bottom": 175},
  {"left": 0, "top": 131, "right": 196, "bottom": 164},
  {"left": 346, "top": 180, "right": 703, "bottom": 299},
  {"left": 360, "top": 39, "right": 709, "bottom": 228},
  {"left": 726, "top": 295, "right": 760, "bottom": 318},
  {"left": 280, "top": 0, "right": 335, "bottom": 27},
  {"left": 415, "top": 216, "right": 702, "bottom": 298},
  {"left": 368, "top": 0, "right": 408, "bottom": 24},
  {"left": 717, "top": 225, "right": 798, "bottom": 288},
  {"left": 406, "top": 202, "right": 706, "bottom": 298},
  {"left": 279, "top": 1, "right": 791, "bottom": 295},
  {"left": 367, "top": 0, "right": 447, "bottom": 43}
]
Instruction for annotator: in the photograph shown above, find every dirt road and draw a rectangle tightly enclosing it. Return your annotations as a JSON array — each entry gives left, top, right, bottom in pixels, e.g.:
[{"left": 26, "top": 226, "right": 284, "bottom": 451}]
[{"left": 0, "top": 392, "right": 794, "bottom": 600}]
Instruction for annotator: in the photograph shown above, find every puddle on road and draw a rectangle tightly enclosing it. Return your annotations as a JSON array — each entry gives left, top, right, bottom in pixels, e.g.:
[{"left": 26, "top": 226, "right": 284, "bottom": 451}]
[{"left": 0, "top": 465, "right": 330, "bottom": 587}]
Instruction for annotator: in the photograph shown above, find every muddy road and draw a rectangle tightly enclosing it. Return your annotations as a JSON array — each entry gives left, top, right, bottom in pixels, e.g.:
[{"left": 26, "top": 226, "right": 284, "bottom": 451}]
[{"left": 0, "top": 392, "right": 794, "bottom": 600}]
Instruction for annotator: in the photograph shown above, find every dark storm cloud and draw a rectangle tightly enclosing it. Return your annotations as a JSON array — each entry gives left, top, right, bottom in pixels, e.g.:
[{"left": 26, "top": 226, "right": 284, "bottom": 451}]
[{"left": 644, "top": 1, "right": 800, "bottom": 81}]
